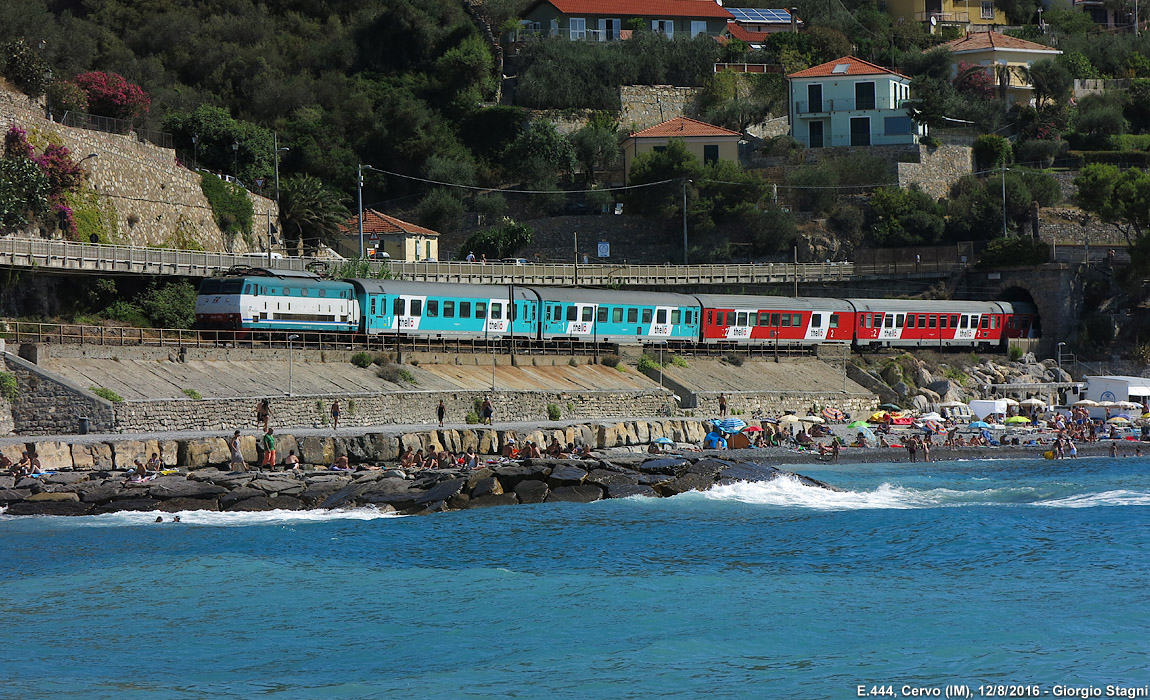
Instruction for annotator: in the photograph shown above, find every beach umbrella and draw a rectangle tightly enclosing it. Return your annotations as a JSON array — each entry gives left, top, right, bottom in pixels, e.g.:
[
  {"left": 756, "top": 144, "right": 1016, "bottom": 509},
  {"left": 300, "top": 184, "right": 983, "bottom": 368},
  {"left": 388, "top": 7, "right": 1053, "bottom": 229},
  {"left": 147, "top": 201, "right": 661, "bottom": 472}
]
[
  {"left": 761, "top": 417, "right": 779, "bottom": 424},
  {"left": 969, "top": 421, "right": 990, "bottom": 428},
  {"left": 713, "top": 417, "right": 747, "bottom": 433},
  {"left": 779, "top": 415, "right": 801, "bottom": 424},
  {"left": 821, "top": 407, "right": 844, "bottom": 421},
  {"left": 653, "top": 437, "right": 674, "bottom": 445},
  {"left": 1115, "top": 401, "right": 1142, "bottom": 409},
  {"left": 1097, "top": 401, "right": 1115, "bottom": 408},
  {"left": 799, "top": 415, "right": 825, "bottom": 424},
  {"left": 848, "top": 420, "right": 868, "bottom": 428},
  {"left": 878, "top": 403, "right": 901, "bottom": 411},
  {"left": 939, "top": 400, "right": 965, "bottom": 407},
  {"left": 1001, "top": 398, "right": 1020, "bottom": 406},
  {"left": 1142, "top": 412, "right": 1150, "bottom": 420},
  {"left": 1113, "top": 413, "right": 1133, "bottom": 420},
  {"left": 1073, "top": 399, "right": 1098, "bottom": 407},
  {"left": 1004, "top": 416, "right": 1030, "bottom": 424},
  {"left": 855, "top": 426, "right": 876, "bottom": 441},
  {"left": 743, "top": 426, "right": 763, "bottom": 433},
  {"left": 921, "top": 420, "right": 944, "bottom": 434},
  {"left": 1107, "top": 416, "right": 1131, "bottom": 424},
  {"left": 1019, "top": 398, "right": 1046, "bottom": 407}
]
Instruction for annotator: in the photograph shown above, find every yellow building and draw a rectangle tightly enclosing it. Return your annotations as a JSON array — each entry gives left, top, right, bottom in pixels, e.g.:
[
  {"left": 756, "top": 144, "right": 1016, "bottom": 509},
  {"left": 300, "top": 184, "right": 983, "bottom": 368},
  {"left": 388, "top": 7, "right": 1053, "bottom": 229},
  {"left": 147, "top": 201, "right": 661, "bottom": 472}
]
[
  {"left": 621, "top": 116, "right": 741, "bottom": 184},
  {"left": 340, "top": 210, "right": 440, "bottom": 261},
  {"left": 941, "top": 32, "right": 1062, "bottom": 105},
  {"left": 885, "top": 0, "right": 1005, "bottom": 32}
]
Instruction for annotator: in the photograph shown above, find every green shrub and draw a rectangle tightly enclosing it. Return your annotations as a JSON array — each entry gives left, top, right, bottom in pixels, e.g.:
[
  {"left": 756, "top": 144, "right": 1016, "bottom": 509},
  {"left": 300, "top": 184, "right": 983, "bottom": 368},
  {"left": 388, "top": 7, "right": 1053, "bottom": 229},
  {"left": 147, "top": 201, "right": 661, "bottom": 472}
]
[
  {"left": 637, "top": 355, "right": 660, "bottom": 372},
  {"left": 1066, "top": 150, "right": 1150, "bottom": 168},
  {"left": 977, "top": 237, "right": 1052, "bottom": 267},
  {"left": 0, "top": 40, "right": 50, "bottom": 98},
  {"left": 723, "top": 354, "right": 745, "bottom": 367},
  {"left": 1014, "top": 139, "right": 1062, "bottom": 168},
  {"left": 670, "top": 355, "right": 688, "bottom": 368},
  {"left": 1008, "top": 345, "right": 1024, "bottom": 361},
  {"left": 182, "top": 388, "right": 202, "bottom": 400},
  {"left": 136, "top": 280, "right": 196, "bottom": 329},
  {"left": 600, "top": 354, "right": 620, "bottom": 368},
  {"left": 103, "top": 300, "right": 149, "bottom": 327},
  {"left": 465, "top": 410, "right": 480, "bottom": 424},
  {"left": 546, "top": 403, "right": 561, "bottom": 420},
  {"left": 973, "top": 134, "right": 1013, "bottom": 171},
  {"left": 0, "top": 372, "right": 17, "bottom": 402},
  {"left": 90, "top": 386, "right": 124, "bottom": 403},
  {"left": 919, "top": 135, "right": 941, "bottom": 148},
  {"left": 199, "top": 172, "right": 253, "bottom": 239},
  {"left": 397, "top": 369, "right": 416, "bottom": 383},
  {"left": 351, "top": 351, "right": 373, "bottom": 368}
]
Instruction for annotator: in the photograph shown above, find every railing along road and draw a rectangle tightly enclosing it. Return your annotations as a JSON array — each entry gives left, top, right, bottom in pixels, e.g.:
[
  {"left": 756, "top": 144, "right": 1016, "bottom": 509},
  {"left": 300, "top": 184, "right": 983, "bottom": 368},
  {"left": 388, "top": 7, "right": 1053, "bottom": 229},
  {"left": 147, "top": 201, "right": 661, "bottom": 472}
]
[{"left": 0, "top": 237, "right": 955, "bottom": 285}]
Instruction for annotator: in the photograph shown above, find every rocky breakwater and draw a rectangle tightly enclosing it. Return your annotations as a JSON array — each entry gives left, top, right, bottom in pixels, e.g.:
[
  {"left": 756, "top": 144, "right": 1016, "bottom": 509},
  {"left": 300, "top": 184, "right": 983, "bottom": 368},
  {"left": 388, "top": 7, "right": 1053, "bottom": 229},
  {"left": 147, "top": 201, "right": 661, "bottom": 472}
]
[{"left": 0, "top": 455, "right": 834, "bottom": 517}]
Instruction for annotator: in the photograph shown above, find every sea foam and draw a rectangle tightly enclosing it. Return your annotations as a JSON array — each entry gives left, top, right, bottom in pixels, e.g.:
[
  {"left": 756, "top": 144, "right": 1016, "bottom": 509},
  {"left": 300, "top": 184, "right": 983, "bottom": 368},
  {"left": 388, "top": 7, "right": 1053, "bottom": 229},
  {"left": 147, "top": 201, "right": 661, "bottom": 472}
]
[{"left": 0, "top": 506, "right": 400, "bottom": 526}]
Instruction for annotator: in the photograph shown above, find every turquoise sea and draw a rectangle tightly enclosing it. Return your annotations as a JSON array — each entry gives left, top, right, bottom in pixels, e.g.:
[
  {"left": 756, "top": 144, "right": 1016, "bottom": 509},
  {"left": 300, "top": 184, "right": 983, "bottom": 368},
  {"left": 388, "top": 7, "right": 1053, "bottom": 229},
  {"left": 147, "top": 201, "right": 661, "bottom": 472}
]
[{"left": 3, "top": 456, "right": 1149, "bottom": 699}]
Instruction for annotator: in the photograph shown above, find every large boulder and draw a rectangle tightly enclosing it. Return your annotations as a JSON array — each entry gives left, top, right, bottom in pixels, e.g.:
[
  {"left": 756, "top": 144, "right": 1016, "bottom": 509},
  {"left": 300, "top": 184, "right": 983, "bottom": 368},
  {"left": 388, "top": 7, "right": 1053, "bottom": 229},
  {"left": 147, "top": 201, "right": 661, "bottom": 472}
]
[
  {"left": 94, "top": 498, "right": 160, "bottom": 513},
  {"left": 416, "top": 478, "right": 467, "bottom": 506},
  {"left": 158, "top": 497, "right": 220, "bottom": 512},
  {"left": 358, "top": 478, "right": 424, "bottom": 510},
  {"left": 513, "top": 480, "right": 549, "bottom": 504},
  {"left": 6, "top": 500, "right": 90, "bottom": 516},
  {"left": 585, "top": 469, "right": 639, "bottom": 488},
  {"left": 468, "top": 493, "right": 519, "bottom": 508},
  {"left": 470, "top": 477, "right": 503, "bottom": 498},
  {"left": 113, "top": 440, "right": 149, "bottom": 468},
  {"left": 226, "top": 495, "right": 304, "bottom": 511},
  {"left": 605, "top": 484, "right": 658, "bottom": 499},
  {"left": 26, "top": 491, "right": 80, "bottom": 502},
  {"left": 546, "top": 484, "right": 603, "bottom": 503},
  {"left": 248, "top": 477, "right": 305, "bottom": 497},
  {"left": 926, "top": 379, "right": 954, "bottom": 397},
  {"left": 32, "top": 441, "right": 72, "bottom": 469},
  {"left": 492, "top": 463, "right": 550, "bottom": 489},
  {"left": 149, "top": 477, "right": 228, "bottom": 500},
  {"left": 0, "top": 488, "right": 31, "bottom": 503},
  {"left": 658, "top": 472, "right": 715, "bottom": 496},
  {"left": 220, "top": 486, "right": 266, "bottom": 509},
  {"left": 546, "top": 465, "right": 588, "bottom": 488},
  {"left": 300, "top": 437, "right": 335, "bottom": 466},
  {"left": 180, "top": 438, "right": 231, "bottom": 468}
]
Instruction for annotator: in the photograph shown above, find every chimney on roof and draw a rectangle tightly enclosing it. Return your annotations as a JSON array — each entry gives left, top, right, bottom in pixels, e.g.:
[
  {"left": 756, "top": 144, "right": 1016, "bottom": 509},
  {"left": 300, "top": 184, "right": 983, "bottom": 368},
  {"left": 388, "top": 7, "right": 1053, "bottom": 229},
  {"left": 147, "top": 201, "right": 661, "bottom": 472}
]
[{"left": 790, "top": 7, "right": 798, "bottom": 33}]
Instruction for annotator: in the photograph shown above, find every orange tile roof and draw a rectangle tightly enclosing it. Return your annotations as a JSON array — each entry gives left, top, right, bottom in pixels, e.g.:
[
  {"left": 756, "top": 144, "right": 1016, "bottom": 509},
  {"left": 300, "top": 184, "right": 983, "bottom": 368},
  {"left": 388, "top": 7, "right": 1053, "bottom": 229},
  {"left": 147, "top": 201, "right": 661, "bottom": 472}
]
[
  {"left": 538, "top": 0, "right": 733, "bottom": 18},
  {"left": 341, "top": 209, "right": 440, "bottom": 237},
  {"left": 725, "top": 22, "right": 769, "bottom": 43},
  {"left": 628, "top": 116, "right": 741, "bottom": 138},
  {"left": 942, "top": 31, "right": 1061, "bottom": 54},
  {"left": 786, "top": 55, "right": 907, "bottom": 79}
]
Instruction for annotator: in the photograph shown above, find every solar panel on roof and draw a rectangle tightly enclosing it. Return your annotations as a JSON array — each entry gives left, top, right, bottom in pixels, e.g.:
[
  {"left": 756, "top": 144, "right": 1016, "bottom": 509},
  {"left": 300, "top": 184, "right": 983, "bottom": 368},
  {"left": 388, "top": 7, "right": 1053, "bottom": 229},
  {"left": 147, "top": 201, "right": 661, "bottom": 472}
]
[{"left": 728, "top": 7, "right": 791, "bottom": 23}]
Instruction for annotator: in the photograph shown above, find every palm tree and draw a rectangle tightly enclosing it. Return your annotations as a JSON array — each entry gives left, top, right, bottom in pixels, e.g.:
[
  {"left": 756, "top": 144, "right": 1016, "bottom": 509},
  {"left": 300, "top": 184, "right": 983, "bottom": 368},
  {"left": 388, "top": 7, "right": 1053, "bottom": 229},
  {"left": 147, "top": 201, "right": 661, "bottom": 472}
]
[{"left": 277, "top": 175, "right": 350, "bottom": 255}]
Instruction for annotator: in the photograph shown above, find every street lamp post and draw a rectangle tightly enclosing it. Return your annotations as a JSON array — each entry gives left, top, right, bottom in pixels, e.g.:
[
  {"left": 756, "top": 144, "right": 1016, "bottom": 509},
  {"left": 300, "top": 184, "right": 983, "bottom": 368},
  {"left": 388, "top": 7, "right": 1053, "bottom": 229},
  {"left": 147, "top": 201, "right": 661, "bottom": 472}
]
[
  {"left": 357, "top": 163, "right": 380, "bottom": 259},
  {"left": 273, "top": 132, "right": 288, "bottom": 203},
  {"left": 288, "top": 334, "right": 300, "bottom": 396},
  {"left": 191, "top": 134, "right": 198, "bottom": 165},
  {"left": 232, "top": 141, "right": 239, "bottom": 178},
  {"left": 1056, "top": 342, "right": 1066, "bottom": 373}
]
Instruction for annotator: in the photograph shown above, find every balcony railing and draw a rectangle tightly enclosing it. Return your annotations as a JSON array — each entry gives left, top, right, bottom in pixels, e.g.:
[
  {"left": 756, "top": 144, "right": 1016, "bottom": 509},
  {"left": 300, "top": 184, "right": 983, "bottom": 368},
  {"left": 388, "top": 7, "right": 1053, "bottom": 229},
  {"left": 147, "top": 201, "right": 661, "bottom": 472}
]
[
  {"left": 795, "top": 98, "right": 911, "bottom": 114},
  {"left": 915, "top": 10, "right": 970, "bottom": 22}
]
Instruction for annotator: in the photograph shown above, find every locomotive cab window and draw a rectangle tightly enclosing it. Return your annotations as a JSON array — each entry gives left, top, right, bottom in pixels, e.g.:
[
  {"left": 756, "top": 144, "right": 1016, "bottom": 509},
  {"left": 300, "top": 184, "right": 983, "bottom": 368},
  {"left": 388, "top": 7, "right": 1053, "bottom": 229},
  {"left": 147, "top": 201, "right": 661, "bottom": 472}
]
[
  {"left": 244, "top": 284, "right": 252, "bottom": 295},
  {"left": 613, "top": 308, "right": 623, "bottom": 323}
]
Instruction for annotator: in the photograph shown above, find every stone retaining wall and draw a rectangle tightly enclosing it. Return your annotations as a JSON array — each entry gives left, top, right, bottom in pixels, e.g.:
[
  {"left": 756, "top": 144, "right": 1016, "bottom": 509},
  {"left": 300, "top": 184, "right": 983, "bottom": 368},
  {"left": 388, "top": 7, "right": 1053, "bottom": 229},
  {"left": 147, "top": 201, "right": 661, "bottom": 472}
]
[
  {"left": 619, "top": 85, "right": 700, "bottom": 132},
  {"left": 896, "top": 144, "right": 973, "bottom": 200},
  {"left": 3, "top": 352, "right": 113, "bottom": 434},
  {"left": 3, "top": 419, "right": 714, "bottom": 471},
  {"left": 112, "top": 389, "right": 672, "bottom": 434}
]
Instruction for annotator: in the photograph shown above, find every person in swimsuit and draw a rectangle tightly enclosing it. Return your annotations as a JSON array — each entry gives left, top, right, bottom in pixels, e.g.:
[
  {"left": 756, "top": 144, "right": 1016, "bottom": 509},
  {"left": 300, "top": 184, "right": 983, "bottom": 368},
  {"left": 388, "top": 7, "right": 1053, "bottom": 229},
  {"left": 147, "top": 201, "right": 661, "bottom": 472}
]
[
  {"left": 284, "top": 450, "right": 300, "bottom": 469},
  {"left": 330, "top": 400, "right": 341, "bottom": 430},
  {"left": 437, "top": 399, "right": 446, "bottom": 427},
  {"left": 256, "top": 399, "right": 271, "bottom": 431},
  {"left": 230, "top": 430, "right": 246, "bottom": 472}
]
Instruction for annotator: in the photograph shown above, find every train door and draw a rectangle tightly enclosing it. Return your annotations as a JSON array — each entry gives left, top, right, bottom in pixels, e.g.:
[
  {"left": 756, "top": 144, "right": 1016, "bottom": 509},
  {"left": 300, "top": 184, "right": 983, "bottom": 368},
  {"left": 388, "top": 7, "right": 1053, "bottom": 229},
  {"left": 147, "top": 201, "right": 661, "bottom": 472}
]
[
  {"left": 486, "top": 298, "right": 508, "bottom": 335},
  {"left": 806, "top": 312, "right": 826, "bottom": 342}
]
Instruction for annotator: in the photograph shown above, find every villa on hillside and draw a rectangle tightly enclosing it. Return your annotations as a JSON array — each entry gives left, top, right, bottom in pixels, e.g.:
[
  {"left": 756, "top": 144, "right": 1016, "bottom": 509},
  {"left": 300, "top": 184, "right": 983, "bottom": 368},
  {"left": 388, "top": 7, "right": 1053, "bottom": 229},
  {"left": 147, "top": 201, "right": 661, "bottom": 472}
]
[
  {"left": 786, "top": 56, "right": 923, "bottom": 148},
  {"left": 340, "top": 210, "right": 440, "bottom": 261},
  {"left": 620, "top": 116, "right": 741, "bottom": 183},
  {"left": 940, "top": 31, "right": 1063, "bottom": 105},
  {"left": 885, "top": 0, "right": 1006, "bottom": 32},
  {"left": 518, "top": 0, "right": 733, "bottom": 41}
]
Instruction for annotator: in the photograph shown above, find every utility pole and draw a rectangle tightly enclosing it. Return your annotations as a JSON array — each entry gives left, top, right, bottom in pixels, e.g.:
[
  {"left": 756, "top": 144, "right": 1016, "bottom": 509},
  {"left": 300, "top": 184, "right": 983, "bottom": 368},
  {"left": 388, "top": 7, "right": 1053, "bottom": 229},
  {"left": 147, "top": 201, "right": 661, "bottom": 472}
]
[
  {"left": 1001, "top": 165, "right": 1008, "bottom": 237},
  {"left": 682, "top": 179, "right": 689, "bottom": 265}
]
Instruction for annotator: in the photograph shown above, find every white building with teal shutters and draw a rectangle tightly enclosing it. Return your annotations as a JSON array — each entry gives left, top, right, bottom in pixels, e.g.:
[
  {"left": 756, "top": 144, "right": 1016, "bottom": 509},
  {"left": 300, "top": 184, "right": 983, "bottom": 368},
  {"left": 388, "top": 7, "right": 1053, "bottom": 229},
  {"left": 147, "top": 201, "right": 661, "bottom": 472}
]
[{"left": 786, "top": 56, "right": 924, "bottom": 148}]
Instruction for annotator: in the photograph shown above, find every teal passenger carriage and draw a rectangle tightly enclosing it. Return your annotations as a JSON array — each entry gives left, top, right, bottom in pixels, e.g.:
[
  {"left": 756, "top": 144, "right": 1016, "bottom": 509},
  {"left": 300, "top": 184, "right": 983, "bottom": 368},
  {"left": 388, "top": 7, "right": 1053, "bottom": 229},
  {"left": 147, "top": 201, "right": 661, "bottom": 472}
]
[
  {"left": 530, "top": 288, "right": 701, "bottom": 343},
  {"left": 350, "top": 280, "right": 540, "bottom": 339}
]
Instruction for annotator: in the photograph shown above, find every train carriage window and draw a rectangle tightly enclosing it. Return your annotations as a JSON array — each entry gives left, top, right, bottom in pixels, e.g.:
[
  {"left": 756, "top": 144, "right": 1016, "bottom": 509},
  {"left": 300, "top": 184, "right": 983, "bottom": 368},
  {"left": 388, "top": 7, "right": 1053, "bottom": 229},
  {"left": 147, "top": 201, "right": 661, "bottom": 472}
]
[
  {"left": 759, "top": 312, "right": 770, "bottom": 326},
  {"left": 613, "top": 308, "right": 623, "bottom": 323},
  {"left": 885, "top": 315, "right": 893, "bottom": 328},
  {"left": 736, "top": 312, "right": 747, "bottom": 326},
  {"left": 598, "top": 307, "right": 608, "bottom": 323},
  {"left": 443, "top": 301, "right": 455, "bottom": 318},
  {"left": 906, "top": 315, "right": 916, "bottom": 329},
  {"left": 990, "top": 315, "right": 998, "bottom": 329},
  {"left": 706, "top": 310, "right": 713, "bottom": 324},
  {"left": 319, "top": 289, "right": 326, "bottom": 297},
  {"left": 928, "top": 315, "right": 936, "bottom": 329},
  {"left": 582, "top": 306, "right": 594, "bottom": 322},
  {"left": 723, "top": 311, "right": 734, "bottom": 326},
  {"left": 302, "top": 289, "right": 308, "bottom": 296},
  {"left": 896, "top": 314, "right": 905, "bottom": 327},
  {"left": 643, "top": 309, "right": 653, "bottom": 324},
  {"left": 476, "top": 302, "right": 487, "bottom": 319},
  {"left": 780, "top": 314, "right": 791, "bottom": 328},
  {"left": 979, "top": 316, "right": 989, "bottom": 329},
  {"left": 657, "top": 309, "right": 667, "bottom": 324},
  {"left": 959, "top": 315, "right": 967, "bottom": 328},
  {"left": 393, "top": 298, "right": 405, "bottom": 316},
  {"left": 671, "top": 309, "right": 681, "bottom": 324},
  {"left": 566, "top": 305, "right": 577, "bottom": 321},
  {"left": 830, "top": 313, "right": 839, "bottom": 328},
  {"left": 459, "top": 302, "right": 470, "bottom": 318},
  {"left": 864, "top": 314, "right": 872, "bottom": 328},
  {"left": 950, "top": 314, "right": 959, "bottom": 327},
  {"left": 492, "top": 302, "right": 502, "bottom": 319},
  {"left": 770, "top": 313, "right": 780, "bottom": 327},
  {"left": 811, "top": 314, "right": 822, "bottom": 328},
  {"left": 411, "top": 300, "right": 423, "bottom": 317},
  {"left": 939, "top": 315, "right": 947, "bottom": 329},
  {"left": 791, "top": 313, "right": 802, "bottom": 327},
  {"left": 874, "top": 313, "right": 883, "bottom": 327},
  {"left": 628, "top": 308, "right": 638, "bottom": 323},
  {"left": 917, "top": 314, "right": 926, "bottom": 327},
  {"left": 370, "top": 299, "right": 377, "bottom": 315}
]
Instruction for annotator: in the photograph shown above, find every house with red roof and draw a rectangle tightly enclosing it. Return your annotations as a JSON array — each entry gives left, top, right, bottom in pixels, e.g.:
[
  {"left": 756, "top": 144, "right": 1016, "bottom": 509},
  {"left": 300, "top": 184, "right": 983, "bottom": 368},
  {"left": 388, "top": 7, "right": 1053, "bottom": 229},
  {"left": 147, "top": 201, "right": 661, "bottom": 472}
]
[
  {"left": 519, "top": 0, "right": 732, "bottom": 41},
  {"left": 340, "top": 209, "right": 440, "bottom": 261},
  {"left": 722, "top": 7, "right": 800, "bottom": 49},
  {"left": 620, "top": 116, "right": 741, "bottom": 182},
  {"left": 940, "top": 31, "right": 1061, "bottom": 105},
  {"left": 786, "top": 56, "right": 924, "bottom": 148}
]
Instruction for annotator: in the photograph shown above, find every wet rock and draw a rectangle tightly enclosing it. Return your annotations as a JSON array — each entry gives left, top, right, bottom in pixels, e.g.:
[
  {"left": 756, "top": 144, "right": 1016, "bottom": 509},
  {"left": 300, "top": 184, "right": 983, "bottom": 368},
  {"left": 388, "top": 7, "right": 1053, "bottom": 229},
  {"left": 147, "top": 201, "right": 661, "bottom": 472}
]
[
  {"left": 94, "top": 498, "right": 159, "bottom": 513},
  {"left": 358, "top": 478, "right": 423, "bottom": 510},
  {"left": 513, "top": 480, "right": 549, "bottom": 504},
  {"left": 226, "top": 495, "right": 304, "bottom": 511},
  {"left": 158, "top": 497, "right": 220, "bottom": 512},
  {"left": 659, "top": 472, "right": 715, "bottom": 496},
  {"left": 26, "top": 491, "right": 80, "bottom": 502},
  {"left": 585, "top": 469, "right": 639, "bottom": 488},
  {"left": 150, "top": 479, "right": 228, "bottom": 500},
  {"left": 7, "top": 501, "right": 91, "bottom": 516},
  {"left": 249, "top": 477, "right": 305, "bottom": 497},
  {"left": 546, "top": 484, "right": 603, "bottom": 503},
  {"left": 547, "top": 465, "right": 588, "bottom": 488},
  {"left": 637, "top": 458, "right": 689, "bottom": 475},
  {"left": 470, "top": 477, "right": 503, "bottom": 498},
  {"left": 416, "top": 478, "right": 467, "bottom": 506},
  {"left": 468, "top": 493, "right": 519, "bottom": 508},
  {"left": 220, "top": 486, "right": 265, "bottom": 509},
  {"left": 606, "top": 484, "right": 658, "bottom": 499},
  {"left": 0, "top": 488, "right": 31, "bottom": 503},
  {"left": 492, "top": 463, "right": 549, "bottom": 489}
]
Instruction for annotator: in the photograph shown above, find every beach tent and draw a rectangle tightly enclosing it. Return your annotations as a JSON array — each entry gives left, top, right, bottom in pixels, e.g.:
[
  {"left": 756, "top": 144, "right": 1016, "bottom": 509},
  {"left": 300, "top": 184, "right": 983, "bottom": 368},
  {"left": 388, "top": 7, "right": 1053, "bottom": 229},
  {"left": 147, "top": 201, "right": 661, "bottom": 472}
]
[
  {"left": 878, "top": 403, "right": 902, "bottom": 411},
  {"left": 727, "top": 432, "right": 751, "bottom": 449}
]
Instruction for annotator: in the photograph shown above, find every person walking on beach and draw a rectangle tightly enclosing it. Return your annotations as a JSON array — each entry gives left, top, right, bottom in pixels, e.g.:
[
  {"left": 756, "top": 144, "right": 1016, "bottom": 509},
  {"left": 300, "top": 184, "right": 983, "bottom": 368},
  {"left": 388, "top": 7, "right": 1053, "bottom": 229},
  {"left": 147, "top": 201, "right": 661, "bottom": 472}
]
[
  {"left": 256, "top": 398, "right": 271, "bottom": 431},
  {"left": 437, "top": 399, "right": 446, "bottom": 427},
  {"left": 481, "top": 397, "right": 493, "bottom": 425},
  {"left": 230, "top": 430, "right": 246, "bottom": 472},
  {"left": 261, "top": 428, "right": 277, "bottom": 469},
  {"left": 906, "top": 436, "right": 918, "bottom": 463},
  {"left": 718, "top": 393, "right": 728, "bottom": 418},
  {"left": 330, "top": 399, "right": 341, "bottom": 430}
]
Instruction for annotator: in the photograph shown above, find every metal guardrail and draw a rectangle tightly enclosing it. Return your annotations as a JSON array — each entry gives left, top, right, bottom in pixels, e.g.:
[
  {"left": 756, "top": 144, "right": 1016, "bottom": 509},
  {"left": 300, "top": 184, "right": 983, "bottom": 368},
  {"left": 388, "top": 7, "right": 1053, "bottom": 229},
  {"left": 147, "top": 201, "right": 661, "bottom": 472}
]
[
  {"left": 57, "top": 111, "right": 173, "bottom": 149},
  {"left": 0, "top": 237, "right": 955, "bottom": 284}
]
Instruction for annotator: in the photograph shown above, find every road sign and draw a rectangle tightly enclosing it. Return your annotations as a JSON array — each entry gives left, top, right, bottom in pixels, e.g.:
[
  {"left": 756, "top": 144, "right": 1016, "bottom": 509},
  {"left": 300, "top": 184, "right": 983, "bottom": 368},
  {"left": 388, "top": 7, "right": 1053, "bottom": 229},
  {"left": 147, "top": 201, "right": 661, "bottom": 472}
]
[
  {"left": 597, "top": 242, "right": 609, "bottom": 258},
  {"left": 369, "top": 232, "right": 379, "bottom": 241}
]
